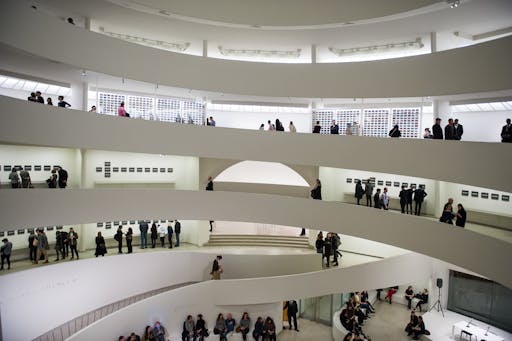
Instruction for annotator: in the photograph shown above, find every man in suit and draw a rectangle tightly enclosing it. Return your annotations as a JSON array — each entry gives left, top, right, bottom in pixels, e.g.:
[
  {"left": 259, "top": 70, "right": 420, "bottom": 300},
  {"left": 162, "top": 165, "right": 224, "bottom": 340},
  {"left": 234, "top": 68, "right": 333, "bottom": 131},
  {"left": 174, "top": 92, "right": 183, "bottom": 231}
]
[
  {"left": 174, "top": 220, "right": 181, "bottom": 247},
  {"left": 445, "top": 118, "right": 455, "bottom": 140},
  {"left": 414, "top": 186, "right": 427, "bottom": 216},
  {"left": 501, "top": 118, "right": 512, "bottom": 142},
  {"left": 284, "top": 300, "right": 299, "bottom": 331},
  {"left": 454, "top": 119, "right": 463, "bottom": 140},
  {"left": 432, "top": 118, "right": 443, "bottom": 139}
]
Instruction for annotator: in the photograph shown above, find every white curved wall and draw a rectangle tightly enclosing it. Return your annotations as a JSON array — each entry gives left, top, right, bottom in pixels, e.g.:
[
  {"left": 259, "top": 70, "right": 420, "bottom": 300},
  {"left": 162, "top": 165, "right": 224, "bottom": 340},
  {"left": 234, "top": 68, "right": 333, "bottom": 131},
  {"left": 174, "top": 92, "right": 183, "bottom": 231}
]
[
  {"left": 1, "top": 1, "right": 512, "bottom": 98},
  {"left": 0, "top": 189, "right": 510, "bottom": 288},
  {"left": 215, "top": 161, "right": 309, "bottom": 186},
  {"left": 1, "top": 96, "right": 510, "bottom": 192},
  {"left": 0, "top": 251, "right": 320, "bottom": 341},
  {"left": 67, "top": 252, "right": 432, "bottom": 341}
]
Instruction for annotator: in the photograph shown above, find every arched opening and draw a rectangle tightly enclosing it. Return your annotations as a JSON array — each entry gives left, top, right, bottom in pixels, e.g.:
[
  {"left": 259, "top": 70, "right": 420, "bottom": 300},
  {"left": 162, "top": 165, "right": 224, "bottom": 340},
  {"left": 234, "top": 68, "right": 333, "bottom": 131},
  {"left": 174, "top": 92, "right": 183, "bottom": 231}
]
[{"left": 212, "top": 161, "right": 310, "bottom": 237}]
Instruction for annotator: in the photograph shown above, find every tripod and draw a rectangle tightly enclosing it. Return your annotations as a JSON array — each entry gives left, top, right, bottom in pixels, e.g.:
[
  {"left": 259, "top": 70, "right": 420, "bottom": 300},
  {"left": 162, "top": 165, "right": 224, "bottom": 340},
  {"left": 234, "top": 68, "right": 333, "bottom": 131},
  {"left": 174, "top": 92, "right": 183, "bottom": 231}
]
[{"left": 429, "top": 287, "right": 445, "bottom": 317}]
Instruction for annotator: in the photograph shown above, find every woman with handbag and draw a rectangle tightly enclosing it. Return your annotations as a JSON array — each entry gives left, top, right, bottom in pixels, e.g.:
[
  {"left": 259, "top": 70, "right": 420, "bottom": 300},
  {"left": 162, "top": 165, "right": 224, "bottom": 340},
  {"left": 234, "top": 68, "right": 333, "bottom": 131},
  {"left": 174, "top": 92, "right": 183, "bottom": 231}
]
[{"left": 95, "top": 232, "right": 106, "bottom": 257}]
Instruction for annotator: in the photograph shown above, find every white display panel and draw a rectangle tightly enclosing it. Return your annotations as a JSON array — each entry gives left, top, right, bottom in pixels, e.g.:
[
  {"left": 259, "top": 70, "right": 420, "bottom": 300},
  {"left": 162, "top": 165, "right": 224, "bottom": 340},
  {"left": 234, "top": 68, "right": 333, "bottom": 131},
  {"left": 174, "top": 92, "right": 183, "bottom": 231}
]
[
  {"left": 97, "top": 91, "right": 205, "bottom": 123},
  {"left": 392, "top": 108, "right": 420, "bottom": 138},
  {"left": 336, "top": 109, "right": 361, "bottom": 135},
  {"left": 363, "top": 108, "right": 390, "bottom": 137},
  {"left": 312, "top": 110, "right": 334, "bottom": 134}
]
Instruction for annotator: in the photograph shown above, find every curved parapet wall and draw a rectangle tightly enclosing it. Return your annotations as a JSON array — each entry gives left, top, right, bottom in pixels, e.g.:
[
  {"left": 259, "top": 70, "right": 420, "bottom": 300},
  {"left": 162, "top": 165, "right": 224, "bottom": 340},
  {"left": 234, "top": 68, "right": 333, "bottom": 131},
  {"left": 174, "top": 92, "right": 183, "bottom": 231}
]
[
  {"left": 1, "top": 96, "right": 511, "bottom": 192},
  {"left": 0, "top": 189, "right": 510, "bottom": 288},
  {"left": 0, "top": 251, "right": 321, "bottom": 341},
  {"left": 1, "top": 1, "right": 512, "bottom": 98},
  {"left": 68, "top": 253, "right": 432, "bottom": 341}
]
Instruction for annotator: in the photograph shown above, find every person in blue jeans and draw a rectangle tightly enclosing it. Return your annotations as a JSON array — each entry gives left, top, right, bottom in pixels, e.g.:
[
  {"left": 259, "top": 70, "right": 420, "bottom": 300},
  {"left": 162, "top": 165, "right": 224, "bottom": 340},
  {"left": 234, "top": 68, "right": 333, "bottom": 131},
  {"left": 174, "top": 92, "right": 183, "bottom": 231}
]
[{"left": 139, "top": 220, "right": 148, "bottom": 249}]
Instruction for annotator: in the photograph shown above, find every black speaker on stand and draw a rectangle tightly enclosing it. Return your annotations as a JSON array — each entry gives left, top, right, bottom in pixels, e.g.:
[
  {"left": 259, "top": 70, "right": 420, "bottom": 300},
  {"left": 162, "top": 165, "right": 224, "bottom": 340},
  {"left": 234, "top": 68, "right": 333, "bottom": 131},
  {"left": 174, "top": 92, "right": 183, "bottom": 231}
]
[{"left": 429, "top": 278, "right": 445, "bottom": 317}]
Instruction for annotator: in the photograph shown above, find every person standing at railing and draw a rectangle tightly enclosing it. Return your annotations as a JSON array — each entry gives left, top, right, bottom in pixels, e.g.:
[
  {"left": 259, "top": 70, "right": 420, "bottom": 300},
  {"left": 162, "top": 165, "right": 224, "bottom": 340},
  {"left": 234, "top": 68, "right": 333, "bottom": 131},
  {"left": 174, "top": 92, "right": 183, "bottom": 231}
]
[
  {"left": 432, "top": 117, "right": 443, "bottom": 139},
  {"left": 139, "top": 220, "right": 148, "bottom": 249},
  {"left": 364, "top": 179, "right": 373, "bottom": 207},
  {"left": 118, "top": 101, "right": 128, "bottom": 117},
  {"left": 115, "top": 226, "right": 123, "bottom": 253},
  {"left": 330, "top": 120, "right": 339, "bottom": 134},
  {"left": 174, "top": 219, "right": 181, "bottom": 247},
  {"left": 57, "top": 166, "right": 68, "bottom": 188},
  {"left": 289, "top": 121, "right": 297, "bottom": 132},
  {"left": 68, "top": 227, "right": 79, "bottom": 259},
  {"left": 501, "top": 118, "right": 512, "bottom": 142},
  {"left": 58, "top": 96, "right": 71, "bottom": 108}
]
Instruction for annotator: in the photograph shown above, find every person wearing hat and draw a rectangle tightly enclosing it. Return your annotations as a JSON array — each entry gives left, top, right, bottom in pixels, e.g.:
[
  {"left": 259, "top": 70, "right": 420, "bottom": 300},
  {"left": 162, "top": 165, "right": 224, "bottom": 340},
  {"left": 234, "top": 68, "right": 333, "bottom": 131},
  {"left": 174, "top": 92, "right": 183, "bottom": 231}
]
[{"left": 1, "top": 238, "right": 13, "bottom": 270}]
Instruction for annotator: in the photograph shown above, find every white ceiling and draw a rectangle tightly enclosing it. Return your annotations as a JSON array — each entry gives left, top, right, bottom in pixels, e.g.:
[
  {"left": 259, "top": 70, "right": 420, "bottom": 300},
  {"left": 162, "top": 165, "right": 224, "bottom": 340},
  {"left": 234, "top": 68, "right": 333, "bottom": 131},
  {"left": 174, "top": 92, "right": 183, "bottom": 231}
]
[{"left": 32, "top": 0, "right": 512, "bottom": 50}]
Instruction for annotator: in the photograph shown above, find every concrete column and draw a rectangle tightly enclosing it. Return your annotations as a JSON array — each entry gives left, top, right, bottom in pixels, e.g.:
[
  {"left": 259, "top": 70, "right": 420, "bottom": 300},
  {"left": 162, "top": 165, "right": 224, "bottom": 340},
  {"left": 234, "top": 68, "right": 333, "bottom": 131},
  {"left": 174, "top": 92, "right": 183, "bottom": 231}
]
[
  {"left": 430, "top": 32, "right": 437, "bottom": 53},
  {"left": 202, "top": 40, "right": 208, "bottom": 57},
  {"left": 432, "top": 99, "right": 451, "bottom": 123},
  {"left": 70, "top": 81, "right": 88, "bottom": 111},
  {"left": 311, "top": 44, "right": 317, "bottom": 63}
]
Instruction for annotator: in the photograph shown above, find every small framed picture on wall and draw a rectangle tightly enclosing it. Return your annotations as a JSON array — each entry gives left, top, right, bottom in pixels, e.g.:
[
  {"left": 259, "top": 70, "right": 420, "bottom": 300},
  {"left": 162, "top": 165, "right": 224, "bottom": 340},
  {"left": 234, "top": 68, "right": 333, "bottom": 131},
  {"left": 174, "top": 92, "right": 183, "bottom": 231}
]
[
  {"left": 461, "top": 190, "right": 469, "bottom": 196},
  {"left": 377, "top": 180, "right": 384, "bottom": 186},
  {"left": 471, "top": 191, "right": 479, "bottom": 197},
  {"left": 160, "top": 168, "right": 166, "bottom": 173},
  {"left": 167, "top": 168, "right": 173, "bottom": 173},
  {"left": 502, "top": 195, "right": 510, "bottom": 202},
  {"left": 4, "top": 165, "right": 12, "bottom": 172},
  {"left": 481, "top": 193, "right": 489, "bottom": 199},
  {"left": 96, "top": 167, "right": 103, "bottom": 172},
  {"left": 97, "top": 222, "right": 104, "bottom": 228},
  {"left": 56, "top": 226, "right": 63, "bottom": 230},
  {"left": 385, "top": 181, "right": 392, "bottom": 186},
  {"left": 34, "top": 165, "right": 42, "bottom": 171},
  {"left": 121, "top": 167, "right": 127, "bottom": 172},
  {"left": 393, "top": 182, "right": 400, "bottom": 187},
  {"left": 113, "top": 167, "right": 119, "bottom": 172},
  {"left": 145, "top": 168, "right": 151, "bottom": 172},
  {"left": 346, "top": 178, "right": 352, "bottom": 183},
  {"left": 17, "top": 229, "right": 25, "bottom": 234},
  {"left": 44, "top": 165, "right": 52, "bottom": 171},
  {"left": 491, "top": 194, "right": 499, "bottom": 200},
  {"left": 129, "top": 168, "right": 135, "bottom": 172}
]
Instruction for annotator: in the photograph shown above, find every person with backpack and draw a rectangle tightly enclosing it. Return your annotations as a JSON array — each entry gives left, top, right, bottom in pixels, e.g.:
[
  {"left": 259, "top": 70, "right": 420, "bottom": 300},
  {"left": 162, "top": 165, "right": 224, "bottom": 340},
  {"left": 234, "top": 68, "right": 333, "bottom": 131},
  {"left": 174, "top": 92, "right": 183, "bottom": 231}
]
[{"left": 8, "top": 168, "right": 20, "bottom": 188}]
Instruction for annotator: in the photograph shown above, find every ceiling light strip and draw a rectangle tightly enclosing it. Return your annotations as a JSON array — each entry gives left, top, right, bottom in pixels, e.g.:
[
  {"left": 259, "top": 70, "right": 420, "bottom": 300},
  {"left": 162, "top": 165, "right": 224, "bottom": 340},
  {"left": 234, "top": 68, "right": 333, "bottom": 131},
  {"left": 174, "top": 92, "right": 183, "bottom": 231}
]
[
  {"left": 218, "top": 46, "right": 301, "bottom": 59},
  {"left": 328, "top": 38, "right": 424, "bottom": 57},
  {"left": 98, "top": 27, "right": 190, "bottom": 52}
]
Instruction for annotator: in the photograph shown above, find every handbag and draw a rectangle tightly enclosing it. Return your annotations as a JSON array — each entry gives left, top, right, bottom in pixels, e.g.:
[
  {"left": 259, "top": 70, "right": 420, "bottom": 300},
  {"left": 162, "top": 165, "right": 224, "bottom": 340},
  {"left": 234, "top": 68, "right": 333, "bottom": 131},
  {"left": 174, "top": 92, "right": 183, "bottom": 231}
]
[
  {"left": 236, "top": 326, "right": 241, "bottom": 333},
  {"left": 32, "top": 239, "right": 38, "bottom": 247}
]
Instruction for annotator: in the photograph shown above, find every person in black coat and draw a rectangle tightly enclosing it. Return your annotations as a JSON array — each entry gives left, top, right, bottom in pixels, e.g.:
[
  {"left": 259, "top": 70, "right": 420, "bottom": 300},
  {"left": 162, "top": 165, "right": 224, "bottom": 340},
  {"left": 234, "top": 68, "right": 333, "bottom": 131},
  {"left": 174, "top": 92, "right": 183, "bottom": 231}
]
[
  {"left": 389, "top": 124, "right": 401, "bottom": 138},
  {"left": 432, "top": 118, "right": 443, "bottom": 139},
  {"left": 456, "top": 204, "right": 467, "bottom": 228},
  {"left": 501, "top": 118, "right": 512, "bottom": 142},
  {"left": 95, "top": 231, "right": 106, "bottom": 257},
  {"left": 399, "top": 186, "right": 408, "bottom": 214},
  {"left": 115, "top": 226, "right": 123, "bottom": 253},
  {"left": 206, "top": 176, "right": 214, "bottom": 231},
  {"left": 406, "top": 185, "right": 414, "bottom": 214},
  {"left": 373, "top": 189, "right": 381, "bottom": 209},
  {"left": 174, "top": 220, "right": 181, "bottom": 247},
  {"left": 454, "top": 119, "right": 463, "bottom": 140},
  {"left": 330, "top": 120, "right": 339, "bottom": 134},
  {"left": 284, "top": 300, "right": 299, "bottom": 331},
  {"left": 445, "top": 118, "right": 455, "bottom": 140},
  {"left": 195, "top": 314, "right": 208, "bottom": 341},
  {"left": 405, "top": 310, "right": 419, "bottom": 336},
  {"left": 311, "top": 179, "right": 322, "bottom": 200},
  {"left": 150, "top": 223, "right": 158, "bottom": 248},
  {"left": 252, "top": 317, "right": 264, "bottom": 341},
  {"left": 323, "top": 233, "right": 332, "bottom": 268},
  {"left": 412, "top": 316, "right": 426, "bottom": 340},
  {"left": 57, "top": 166, "right": 68, "bottom": 188},
  {"left": 354, "top": 180, "right": 364, "bottom": 205},
  {"left": 414, "top": 186, "right": 427, "bottom": 216}
]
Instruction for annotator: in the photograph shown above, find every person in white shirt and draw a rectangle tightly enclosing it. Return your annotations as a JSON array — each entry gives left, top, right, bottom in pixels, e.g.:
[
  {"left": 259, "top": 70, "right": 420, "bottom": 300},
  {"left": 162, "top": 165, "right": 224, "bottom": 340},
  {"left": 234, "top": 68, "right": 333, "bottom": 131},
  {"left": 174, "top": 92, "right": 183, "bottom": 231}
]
[
  {"left": 267, "top": 120, "right": 274, "bottom": 131},
  {"left": 382, "top": 187, "right": 389, "bottom": 210},
  {"left": 158, "top": 223, "right": 167, "bottom": 247},
  {"left": 289, "top": 121, "right": 297, "bottom": 133}
]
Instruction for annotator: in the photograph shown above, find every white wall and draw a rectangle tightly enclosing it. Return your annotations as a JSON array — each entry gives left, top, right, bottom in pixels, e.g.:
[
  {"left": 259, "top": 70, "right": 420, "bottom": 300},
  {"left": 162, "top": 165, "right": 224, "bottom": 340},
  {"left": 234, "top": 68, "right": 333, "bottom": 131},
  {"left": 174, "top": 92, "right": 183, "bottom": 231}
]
[
  {"left": 0, "top": 251, "right": 320, "bottom": 341},
  {"left": 215, "top": 160, "right": 309, "bottom": 186},
  {"left": 449, "top": 110, "right": 511, "bottom": 142},
  {"left": 211, "top": 110, "right": 312, "bottom": 133}
]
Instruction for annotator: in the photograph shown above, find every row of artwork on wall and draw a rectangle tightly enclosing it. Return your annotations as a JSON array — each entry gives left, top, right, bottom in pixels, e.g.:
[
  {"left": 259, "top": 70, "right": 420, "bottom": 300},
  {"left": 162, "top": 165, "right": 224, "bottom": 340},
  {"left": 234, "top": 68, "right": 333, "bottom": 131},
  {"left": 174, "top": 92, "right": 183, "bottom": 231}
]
[
  {"left": 461, "top": 190, "right": 509, "bottom": 202},
  {"left": 96, "top": 219, "right": 170, "bottom": 229},
  {"left": 2, "top": 165, "right": 55, "bottom": 172},
  {"left": 0, "top": 226, "right": 64, "bottom": 237},
  {"left": 99, "top": 161, "right": 173, "bottom": 178},
  {"left": 346, "top": 177, "right": 426, "bottom": 189}
]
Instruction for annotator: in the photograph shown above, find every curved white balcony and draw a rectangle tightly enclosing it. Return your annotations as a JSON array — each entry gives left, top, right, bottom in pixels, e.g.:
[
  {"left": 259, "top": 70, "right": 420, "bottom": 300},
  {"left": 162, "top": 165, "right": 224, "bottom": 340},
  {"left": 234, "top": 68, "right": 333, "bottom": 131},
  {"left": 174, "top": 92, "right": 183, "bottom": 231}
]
[
  {"left": 1, "top": 1, "right": 511, "bottom": 98},
  {"left": 0, "top": 189, "right": 510, "bottom": 288},
  {"left": 1, "top": 96, "right": 510, "bottom": 193}
]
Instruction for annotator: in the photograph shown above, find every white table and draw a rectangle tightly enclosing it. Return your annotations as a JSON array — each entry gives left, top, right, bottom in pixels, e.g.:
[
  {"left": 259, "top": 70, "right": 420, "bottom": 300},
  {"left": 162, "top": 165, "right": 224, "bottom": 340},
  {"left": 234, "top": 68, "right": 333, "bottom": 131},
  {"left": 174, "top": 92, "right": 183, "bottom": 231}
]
[{"left": 452, "top": 321, "right": 504, "bottom": 341}]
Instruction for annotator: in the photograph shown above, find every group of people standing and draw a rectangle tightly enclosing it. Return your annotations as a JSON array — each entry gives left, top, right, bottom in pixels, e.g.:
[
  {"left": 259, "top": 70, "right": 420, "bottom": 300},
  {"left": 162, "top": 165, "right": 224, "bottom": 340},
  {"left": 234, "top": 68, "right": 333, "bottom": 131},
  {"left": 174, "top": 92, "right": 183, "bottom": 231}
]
[
  {"left": 355, "top": 179, "right": 427, "bottom": 216},
  {"left": 315, "top": 231, "right": 341, "bottom": 268},
  {"left": 424, "top": 117, "right": 464, "bottom": 140},
  {"left": 111, "top": 220, "right": 183, "bottom": 255},
  {"left": 8, "top": 166, "right": 68, "bottom": 189},
  {"left": 27, "top": 227, "right": 78, "bottom": 264},
  {"left": 27, "top": 91, "right": 71, "bottom": 108},
  {"left": 259, "top": 119, "right": 296, "bottom": 132}
]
